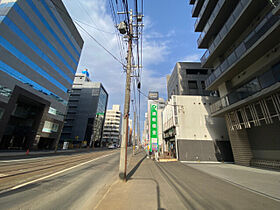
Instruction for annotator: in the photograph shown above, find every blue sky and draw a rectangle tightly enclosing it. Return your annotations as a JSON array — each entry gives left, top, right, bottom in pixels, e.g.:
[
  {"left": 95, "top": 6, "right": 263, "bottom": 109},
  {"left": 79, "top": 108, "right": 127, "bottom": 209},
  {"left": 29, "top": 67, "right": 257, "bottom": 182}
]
[{"left": 62, "top": 0, "right": 204, "bottom": 133}]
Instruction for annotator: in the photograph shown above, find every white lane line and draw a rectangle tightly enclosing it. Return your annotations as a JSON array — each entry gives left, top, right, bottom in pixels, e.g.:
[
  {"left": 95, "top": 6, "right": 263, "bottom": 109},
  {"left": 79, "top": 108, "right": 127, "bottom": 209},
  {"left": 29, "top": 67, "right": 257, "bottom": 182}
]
[
  {"left": 181, "top": 161, "right": 234, "bottom": 164},
  {"left": 5, "top": 152, "right": 117, "bottom": 191},
  {"left": 0, "top": 152, "right": 99, "bottom": 163},
  {"left": 0, "top": 156, "right": 55, "bottom": 163}
]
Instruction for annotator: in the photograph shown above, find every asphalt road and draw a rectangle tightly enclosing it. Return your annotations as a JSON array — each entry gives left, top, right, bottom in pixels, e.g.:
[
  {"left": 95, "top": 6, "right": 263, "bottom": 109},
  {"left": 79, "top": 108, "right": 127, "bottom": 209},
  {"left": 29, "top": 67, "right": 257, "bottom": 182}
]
[{"left": 0, "top": 149, "right": 125, "bottom": 210}]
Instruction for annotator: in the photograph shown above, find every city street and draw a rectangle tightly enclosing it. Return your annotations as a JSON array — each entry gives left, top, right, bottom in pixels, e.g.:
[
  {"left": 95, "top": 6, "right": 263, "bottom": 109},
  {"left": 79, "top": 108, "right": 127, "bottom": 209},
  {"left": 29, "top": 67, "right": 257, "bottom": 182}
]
[
  {"left": 96, "top": 152, "right": 280, "bottom": 210},
  {"left": 0, "top": 149, "right": 279, "bottom": 209},
  {"left": 0, "top": 149, "right": 127, "bottom": 210}
]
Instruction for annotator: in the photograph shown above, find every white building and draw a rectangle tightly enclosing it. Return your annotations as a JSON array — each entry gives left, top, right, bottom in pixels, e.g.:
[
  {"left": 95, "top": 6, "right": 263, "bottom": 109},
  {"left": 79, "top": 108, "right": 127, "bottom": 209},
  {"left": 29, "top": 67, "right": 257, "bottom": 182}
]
[
  {"left": 163, "top": 95, "right": 233, "bottom": 161},
  {"left": 102, "top": 105, "right": 122, "bottom": 146}
]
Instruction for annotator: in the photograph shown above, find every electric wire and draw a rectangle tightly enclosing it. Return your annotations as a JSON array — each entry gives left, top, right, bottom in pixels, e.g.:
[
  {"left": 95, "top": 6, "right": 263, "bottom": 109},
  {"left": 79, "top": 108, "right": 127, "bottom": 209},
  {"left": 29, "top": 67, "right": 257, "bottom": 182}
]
[{"left": 74, "top": 21, "right": 125, "bottom": 67}]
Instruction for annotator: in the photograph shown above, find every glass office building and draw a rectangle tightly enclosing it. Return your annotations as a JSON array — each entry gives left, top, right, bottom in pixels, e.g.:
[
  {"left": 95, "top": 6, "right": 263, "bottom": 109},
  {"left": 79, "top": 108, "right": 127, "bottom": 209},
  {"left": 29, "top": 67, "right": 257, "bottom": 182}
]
[
  {"left": 61, "top": 73, "right": 108, "bottom": 148},
  {"left": 0, "top": 0, "right": 84, "bottom": 150}
]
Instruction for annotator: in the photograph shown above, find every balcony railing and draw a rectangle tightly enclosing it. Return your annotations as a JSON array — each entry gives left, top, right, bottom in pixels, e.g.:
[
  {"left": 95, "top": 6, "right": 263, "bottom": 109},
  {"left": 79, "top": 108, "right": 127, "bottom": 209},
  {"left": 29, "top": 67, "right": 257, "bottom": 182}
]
[
  {"left": 201, "top": 0, "right": 250, "bottom": 66},
  {"left": 194, "top": 0, "right": 210, "bottom": 30},
  {"left": 269, "top": 0, "right": 280, "bottom": 7},
  {"left": 205, "top": 11, "right": 280, "bottom": 88},
  {"left": 192, "top": 0, "right": 204, "bottom": 17},
  {"left": 210, "top": 61, "right": 280, "bottom": 114},
  {"left": 192, "top": 0, "right": 199, "bottom": 15},
  {"left": 197, "top": 0, "right": 226, "bottom": 46}
]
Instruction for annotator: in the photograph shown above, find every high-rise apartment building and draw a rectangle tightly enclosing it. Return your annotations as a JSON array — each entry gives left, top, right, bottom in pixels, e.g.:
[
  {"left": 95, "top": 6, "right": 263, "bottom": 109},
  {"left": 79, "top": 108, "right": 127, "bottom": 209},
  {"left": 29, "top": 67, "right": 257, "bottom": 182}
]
[
  {"left": 102, "top": 105, "right": 122, "bottom": 147},
  {"left": 61, "top": 72, "right": 108, "bottom": 148},
  {"left": 0, "top": 0, "right": 83, "bottom": 150},
  {"left": 190, "top": 0, "right": 280, "bottom": 169}
]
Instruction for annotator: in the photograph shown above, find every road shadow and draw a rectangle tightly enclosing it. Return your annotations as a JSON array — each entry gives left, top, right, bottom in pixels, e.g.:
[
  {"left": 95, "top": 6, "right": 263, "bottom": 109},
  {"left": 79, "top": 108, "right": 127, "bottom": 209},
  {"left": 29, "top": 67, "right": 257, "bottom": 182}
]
[{"left": 126, "top": 154, "right": 146, "bottom": 180}]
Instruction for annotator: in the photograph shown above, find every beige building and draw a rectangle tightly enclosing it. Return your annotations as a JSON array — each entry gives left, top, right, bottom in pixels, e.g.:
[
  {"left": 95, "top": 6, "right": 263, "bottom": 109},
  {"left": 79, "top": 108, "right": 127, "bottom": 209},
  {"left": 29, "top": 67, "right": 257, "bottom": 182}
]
[
  {"left": 163, "top": 95, "right": 232, "bottom": 161},
  {"left": 102, "top": 105, "right": 122, "bottom": 147}
]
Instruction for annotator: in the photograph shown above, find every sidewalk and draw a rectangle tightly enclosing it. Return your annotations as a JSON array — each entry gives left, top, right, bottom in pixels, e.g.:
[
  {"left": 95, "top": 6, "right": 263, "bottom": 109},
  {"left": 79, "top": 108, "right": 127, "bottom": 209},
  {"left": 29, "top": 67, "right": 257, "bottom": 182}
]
[
  {"left": 95, "top": 150, "right": 185, "bottom": 210},
  {"left": 185, "top": 162, "right": 280, "bottom": 200},
  {"left": 95, "top": 151, "right": 280, "bottom": 210}
]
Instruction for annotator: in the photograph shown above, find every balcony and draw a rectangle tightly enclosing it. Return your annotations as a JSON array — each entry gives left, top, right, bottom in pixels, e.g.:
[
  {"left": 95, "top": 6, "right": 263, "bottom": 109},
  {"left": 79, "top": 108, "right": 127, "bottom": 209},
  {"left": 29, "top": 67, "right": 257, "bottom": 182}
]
[
  {"left": 201, "top": 0, "right": 267, "bottom": 68},
  {"left": 205, "top": 11, "right": 280, "bottom": 90},
  {"left": 210, "top": 61, "right": 280, "bottom": 115},
  {"left": 192, "top": 0, "right": 205, "bottom": 17},
  {"left": 190, "top": 0, "right": 196, "bottom": 5},
  {"left": 194, "top": 0, "right": 218, "bottom": 32},
  {"left": 197, "top": 0, "right": 239, "bottom": 48}
]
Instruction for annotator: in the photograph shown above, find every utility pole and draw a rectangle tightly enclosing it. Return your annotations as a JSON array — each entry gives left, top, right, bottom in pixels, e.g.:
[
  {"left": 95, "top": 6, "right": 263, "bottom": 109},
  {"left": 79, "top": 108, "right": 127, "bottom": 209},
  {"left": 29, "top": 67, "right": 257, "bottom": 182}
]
[
  {"left": 133, "top": 110, "right": 136, "bottom": 155},
  {"left": 137, "top": 114, "right": 140, "bottom": 150},
  {"left": 119, "top": 9, "right": 133, "bottom": 181}
]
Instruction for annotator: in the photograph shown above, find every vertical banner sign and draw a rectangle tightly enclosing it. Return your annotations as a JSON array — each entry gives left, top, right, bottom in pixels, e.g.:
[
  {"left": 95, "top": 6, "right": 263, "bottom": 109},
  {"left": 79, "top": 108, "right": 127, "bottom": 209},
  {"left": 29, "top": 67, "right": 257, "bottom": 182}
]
[{"left": 150, "top": 104, "right": 158, "bottom": 152}]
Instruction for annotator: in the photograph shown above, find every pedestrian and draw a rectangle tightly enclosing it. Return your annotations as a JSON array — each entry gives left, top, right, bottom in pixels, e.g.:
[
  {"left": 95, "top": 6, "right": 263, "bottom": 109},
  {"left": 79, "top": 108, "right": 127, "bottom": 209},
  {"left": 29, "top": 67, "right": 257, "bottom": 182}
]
[{"left": 155, "top": 149, "right": 159, "bottom": 162}]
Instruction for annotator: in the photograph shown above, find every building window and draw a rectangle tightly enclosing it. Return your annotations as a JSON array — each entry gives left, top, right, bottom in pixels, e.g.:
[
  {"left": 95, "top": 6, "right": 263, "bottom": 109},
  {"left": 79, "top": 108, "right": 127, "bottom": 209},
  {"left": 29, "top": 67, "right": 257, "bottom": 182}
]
[
  {"left": 0, "top": 108, "right": 4, "bottom": 119},
  {"left": 42, "top": 121, "right": 59, "bottom": 133},
  {"left": 201, "top": 81, "right": 206, "bottom": 89},
  {"left": 0, "top": 85, "right": 12, "bottom": 98},
  {"left": 186, "top": 69, "right": 208, "bottom": 75},
  {"left": 70, "top": 93, "right": 80, "bottom": 97},
  {"left": 48, "top": 107, "right": 64, "bottom": 117},
  {"left": 188, "top": 80, "right": 198, "bottom": 89}
]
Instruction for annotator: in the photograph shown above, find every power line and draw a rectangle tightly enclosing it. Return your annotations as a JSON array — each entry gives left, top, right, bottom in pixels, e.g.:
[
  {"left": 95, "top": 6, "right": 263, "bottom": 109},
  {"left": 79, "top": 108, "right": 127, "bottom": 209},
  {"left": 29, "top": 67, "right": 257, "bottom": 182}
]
[
  {"left": 52, "top": 0, "right": 126, "bottom": 67},
  {"left": 74, "top": 19, "right": 115, "bottom": 34},
  {"left": 108, "top": 0, "right": 126, "bottom": 64},
  {"left": 74, "top": 21, "right": 125, "bottom": 67}
]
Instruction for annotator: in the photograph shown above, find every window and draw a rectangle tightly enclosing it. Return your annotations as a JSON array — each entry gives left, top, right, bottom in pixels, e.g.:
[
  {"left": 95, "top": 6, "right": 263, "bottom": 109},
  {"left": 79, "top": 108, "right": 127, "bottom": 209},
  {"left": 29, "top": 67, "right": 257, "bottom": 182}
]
[
  {"left": 0, "top": 85, "right": 12, "bottom": 98},
  {"left": 186, "top": 69, "right": 208, "bottom": 75},
  {"left": 42, "top": 121, "right": 59, "bottom": 133},
  {"left": 0, "top": 108, "right": 4, "bottom": 119},
  {"left": 201, "top": 81, "right": 206, "bottom": 89},
  {"left": 67, "top": 111, "right": 76, "bottom": 114},
  {"left": 70, "top": 93, "right": 80, "bottom": 97},
  {"left": 188, "top": 81, "right": 198, "bottom": 89}
]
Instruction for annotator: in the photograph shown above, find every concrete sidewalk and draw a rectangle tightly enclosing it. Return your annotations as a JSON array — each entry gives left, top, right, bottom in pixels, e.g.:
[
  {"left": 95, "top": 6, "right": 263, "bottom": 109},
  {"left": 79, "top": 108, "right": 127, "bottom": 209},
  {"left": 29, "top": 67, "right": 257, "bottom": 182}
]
[
  {"left": 185, "top": 163, "right": 280, "bottom": 200},
  {"left": 95, "top": 150, "right": 185, "bottom": 210},
  {"left": 95, "top": 151, "right": 280, "bottom": 210}
]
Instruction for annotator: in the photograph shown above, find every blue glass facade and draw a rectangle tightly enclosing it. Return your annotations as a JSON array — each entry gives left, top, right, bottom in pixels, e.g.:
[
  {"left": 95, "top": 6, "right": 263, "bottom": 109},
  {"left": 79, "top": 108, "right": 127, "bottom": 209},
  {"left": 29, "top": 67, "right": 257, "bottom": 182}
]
[
  {"left": 40, "top": 0, "right": 81, "bottom": 56},
  {"left": 0, "top": 0, "right": 83, "bottom": 106},
  {"left": 0, "top": 0, "right": 83, "bottom": 150}
]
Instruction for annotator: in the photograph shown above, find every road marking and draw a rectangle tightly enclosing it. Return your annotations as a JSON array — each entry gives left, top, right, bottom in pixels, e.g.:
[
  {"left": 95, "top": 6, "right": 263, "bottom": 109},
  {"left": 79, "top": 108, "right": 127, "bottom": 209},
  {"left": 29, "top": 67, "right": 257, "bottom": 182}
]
[
  {"left": 2, "top": 152, "right": 117, "bottom": 192},
  {"left": 181, "top": 161, "right": 234, "bottom": 164},
  {"left": 0, "top": 156, "right": 54, "bottom": 163}
]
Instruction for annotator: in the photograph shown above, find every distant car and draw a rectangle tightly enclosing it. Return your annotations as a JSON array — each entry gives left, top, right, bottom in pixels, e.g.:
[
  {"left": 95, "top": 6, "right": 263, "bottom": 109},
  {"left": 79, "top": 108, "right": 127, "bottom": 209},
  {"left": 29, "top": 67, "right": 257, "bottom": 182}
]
[{"left": 108, "top": 144, "right": 115, "bottom": 149}]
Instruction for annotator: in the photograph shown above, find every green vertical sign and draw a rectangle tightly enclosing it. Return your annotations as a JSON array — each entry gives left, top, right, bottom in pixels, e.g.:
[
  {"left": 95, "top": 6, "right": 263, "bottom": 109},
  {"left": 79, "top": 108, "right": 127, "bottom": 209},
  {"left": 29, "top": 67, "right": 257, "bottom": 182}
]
[{"left": 150, "top": 104, "right": 158, "bottom": 152}]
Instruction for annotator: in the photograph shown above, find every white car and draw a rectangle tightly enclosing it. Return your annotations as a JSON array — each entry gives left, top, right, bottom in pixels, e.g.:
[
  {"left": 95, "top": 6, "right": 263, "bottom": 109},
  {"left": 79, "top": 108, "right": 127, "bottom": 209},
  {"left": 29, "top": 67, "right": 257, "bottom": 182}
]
[{"left": 108, "top": 145, "right": 115, "bottom": 149}]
